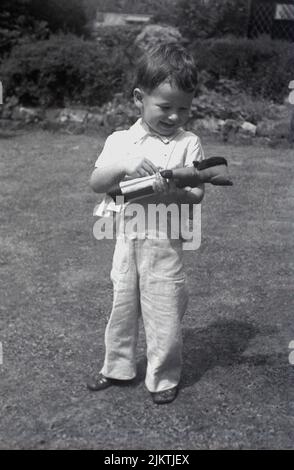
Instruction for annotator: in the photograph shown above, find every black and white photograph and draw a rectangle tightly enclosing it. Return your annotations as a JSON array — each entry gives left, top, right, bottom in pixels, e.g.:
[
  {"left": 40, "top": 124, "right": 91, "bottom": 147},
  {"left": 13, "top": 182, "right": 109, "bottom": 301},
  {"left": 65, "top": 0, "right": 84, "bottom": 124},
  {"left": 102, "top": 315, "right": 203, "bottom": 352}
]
[{"left": 0, "top": 0, "right": 293, "bottom": 452}]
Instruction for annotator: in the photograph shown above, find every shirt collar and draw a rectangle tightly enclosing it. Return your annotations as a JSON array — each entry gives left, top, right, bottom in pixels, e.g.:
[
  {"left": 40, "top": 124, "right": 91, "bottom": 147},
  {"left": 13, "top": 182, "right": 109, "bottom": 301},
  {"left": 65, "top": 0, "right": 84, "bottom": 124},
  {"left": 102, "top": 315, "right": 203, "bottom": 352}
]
[{"left": 129, "top": 118, "right": 183, "bottom": 144}]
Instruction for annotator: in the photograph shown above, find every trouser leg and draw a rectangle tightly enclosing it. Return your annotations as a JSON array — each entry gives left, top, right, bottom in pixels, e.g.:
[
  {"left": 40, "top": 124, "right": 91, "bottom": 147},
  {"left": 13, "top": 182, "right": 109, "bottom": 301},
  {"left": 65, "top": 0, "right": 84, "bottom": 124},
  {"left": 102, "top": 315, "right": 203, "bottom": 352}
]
[
  {"left": 139, "top": 239, "right": 188, "bottom": 393},
  {"left": 101, "top": 238, "right": 140, "bottom": 380}
]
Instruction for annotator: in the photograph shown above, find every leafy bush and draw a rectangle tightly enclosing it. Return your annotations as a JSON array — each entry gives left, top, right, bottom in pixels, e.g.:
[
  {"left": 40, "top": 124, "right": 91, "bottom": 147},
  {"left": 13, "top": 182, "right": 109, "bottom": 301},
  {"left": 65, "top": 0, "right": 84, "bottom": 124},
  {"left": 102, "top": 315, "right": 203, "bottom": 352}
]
[
  {"left": 93, "top": 25, "right": 141, "bottom": 64},
  {"left": 190, "top": 36, "right": 294, "bottom": 102},
  {"left": 0, "top": 34, "right": 129, "bottom": 106},
  {"left": 135, "top": 25, "right": 184, "bottom": 53}
]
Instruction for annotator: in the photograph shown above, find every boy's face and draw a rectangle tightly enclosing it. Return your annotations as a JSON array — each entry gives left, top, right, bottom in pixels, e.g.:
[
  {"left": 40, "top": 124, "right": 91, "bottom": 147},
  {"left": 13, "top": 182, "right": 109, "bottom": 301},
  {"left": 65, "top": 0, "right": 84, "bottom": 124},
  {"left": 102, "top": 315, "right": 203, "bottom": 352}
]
[{"left": 134, "top": 81, "right": 194, "bottom": 137}]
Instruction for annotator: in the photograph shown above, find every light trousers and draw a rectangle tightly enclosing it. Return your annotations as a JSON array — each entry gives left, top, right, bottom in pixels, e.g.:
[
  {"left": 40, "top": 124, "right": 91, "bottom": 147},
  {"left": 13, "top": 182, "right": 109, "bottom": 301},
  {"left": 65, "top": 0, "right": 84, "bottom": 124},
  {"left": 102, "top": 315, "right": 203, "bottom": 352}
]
[{"left": 101, "top": 237, "right": 188, "bottom": 393}]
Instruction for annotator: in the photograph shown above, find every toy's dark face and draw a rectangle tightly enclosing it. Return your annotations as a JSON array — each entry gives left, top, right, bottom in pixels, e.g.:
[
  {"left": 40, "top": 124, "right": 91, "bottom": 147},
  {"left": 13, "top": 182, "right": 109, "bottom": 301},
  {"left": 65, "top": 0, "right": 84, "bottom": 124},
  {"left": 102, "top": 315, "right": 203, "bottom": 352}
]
[{"left": 134, "top": 81, "right": 194, "bottom": 137}]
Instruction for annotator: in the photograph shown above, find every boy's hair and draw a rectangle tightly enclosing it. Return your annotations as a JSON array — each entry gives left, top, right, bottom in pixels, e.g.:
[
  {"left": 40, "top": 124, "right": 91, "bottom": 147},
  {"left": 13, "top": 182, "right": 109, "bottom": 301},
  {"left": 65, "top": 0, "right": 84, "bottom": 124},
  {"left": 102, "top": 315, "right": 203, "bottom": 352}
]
[{"left": 135, "top": 43, "right": 198, "bottom": 94}]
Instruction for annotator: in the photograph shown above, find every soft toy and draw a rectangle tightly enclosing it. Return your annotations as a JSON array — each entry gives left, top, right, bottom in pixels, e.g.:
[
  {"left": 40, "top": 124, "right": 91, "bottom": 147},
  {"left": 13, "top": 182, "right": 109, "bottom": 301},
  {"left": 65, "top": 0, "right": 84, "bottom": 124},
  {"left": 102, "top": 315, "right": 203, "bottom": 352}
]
[{"left": 107, "top": 156, "right": 233, "bottom": 203}]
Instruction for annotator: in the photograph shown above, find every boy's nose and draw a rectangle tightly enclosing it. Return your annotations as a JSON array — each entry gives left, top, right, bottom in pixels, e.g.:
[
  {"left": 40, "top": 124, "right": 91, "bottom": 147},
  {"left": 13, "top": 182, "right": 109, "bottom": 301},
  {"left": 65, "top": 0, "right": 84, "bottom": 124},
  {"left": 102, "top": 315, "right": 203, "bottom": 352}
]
[{"left": 167, "top": 113, "right": 179, "bottom": 123}]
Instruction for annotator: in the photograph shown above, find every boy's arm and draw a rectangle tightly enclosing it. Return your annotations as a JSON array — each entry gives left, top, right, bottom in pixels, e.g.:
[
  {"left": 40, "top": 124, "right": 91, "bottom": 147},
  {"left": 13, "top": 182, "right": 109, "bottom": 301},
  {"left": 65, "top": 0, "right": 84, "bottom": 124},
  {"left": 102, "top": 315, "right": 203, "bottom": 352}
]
[
  {"left": 90, "top": 134, "right": 158, "bottom": 194},
  {"left": 90, "top": 134, "right": 124, "bottom": 193},
  {"left": 90, "top": 164, "right": 126, "bottom": 194}
]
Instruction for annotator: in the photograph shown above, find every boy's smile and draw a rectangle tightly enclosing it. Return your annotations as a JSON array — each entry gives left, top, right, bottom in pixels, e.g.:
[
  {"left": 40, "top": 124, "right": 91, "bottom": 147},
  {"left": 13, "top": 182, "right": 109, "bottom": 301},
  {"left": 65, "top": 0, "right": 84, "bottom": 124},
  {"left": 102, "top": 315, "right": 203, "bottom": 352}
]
[{"left": 134, "top": 81, "right": 194, "bottom": 137}]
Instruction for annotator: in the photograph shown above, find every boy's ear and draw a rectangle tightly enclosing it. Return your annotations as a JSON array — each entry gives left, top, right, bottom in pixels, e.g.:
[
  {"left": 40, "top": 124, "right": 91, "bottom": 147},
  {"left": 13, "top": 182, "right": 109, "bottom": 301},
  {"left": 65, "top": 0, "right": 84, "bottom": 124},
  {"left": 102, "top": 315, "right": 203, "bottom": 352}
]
[{"left": 133, "top": 88, "right": 144, "bottom": 109}]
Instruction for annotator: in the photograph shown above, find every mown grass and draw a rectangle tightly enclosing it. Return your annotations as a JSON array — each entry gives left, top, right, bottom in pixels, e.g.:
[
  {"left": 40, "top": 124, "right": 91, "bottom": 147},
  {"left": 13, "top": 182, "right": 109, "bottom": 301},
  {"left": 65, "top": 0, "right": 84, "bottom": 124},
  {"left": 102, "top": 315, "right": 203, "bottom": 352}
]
[{"left": 0, "top": 131, "right": 293, "bottom": 449}]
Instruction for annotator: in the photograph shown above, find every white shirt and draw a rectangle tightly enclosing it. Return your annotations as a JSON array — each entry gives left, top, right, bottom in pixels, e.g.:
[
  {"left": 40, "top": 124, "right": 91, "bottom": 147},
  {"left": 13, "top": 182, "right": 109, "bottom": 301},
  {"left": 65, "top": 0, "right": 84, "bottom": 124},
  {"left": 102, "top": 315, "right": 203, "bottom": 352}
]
[
  {"left": 95, "top": 118, "right": 204, "bottom": 171},
  {"left": 94, "top": 118, "right": 204, "bottom": 239}
]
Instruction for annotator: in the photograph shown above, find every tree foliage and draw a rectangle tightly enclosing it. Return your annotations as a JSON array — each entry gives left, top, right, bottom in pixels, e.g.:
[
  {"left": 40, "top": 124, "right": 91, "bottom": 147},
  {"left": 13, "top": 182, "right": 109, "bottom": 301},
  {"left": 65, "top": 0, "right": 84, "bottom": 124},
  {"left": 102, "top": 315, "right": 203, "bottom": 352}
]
[
  {"left": 0, "top": 0, "right": 48, "bottom": 57},
  {"left": 28, "top": 0, "right": 87, "bottom": 35},
  {"left": 0, "top": 0, "right": 88, "bottom": 57},
  {"left": 174, "top": 0, "right": 250, "bottom": 39}
]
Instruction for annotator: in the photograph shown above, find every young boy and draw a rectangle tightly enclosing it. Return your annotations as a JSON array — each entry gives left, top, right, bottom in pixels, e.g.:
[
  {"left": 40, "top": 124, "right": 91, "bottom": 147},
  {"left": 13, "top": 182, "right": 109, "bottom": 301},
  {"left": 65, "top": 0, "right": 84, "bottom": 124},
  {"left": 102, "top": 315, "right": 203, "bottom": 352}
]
[{"left": 88, "top": 44, "right": 205, "bottom": 404}]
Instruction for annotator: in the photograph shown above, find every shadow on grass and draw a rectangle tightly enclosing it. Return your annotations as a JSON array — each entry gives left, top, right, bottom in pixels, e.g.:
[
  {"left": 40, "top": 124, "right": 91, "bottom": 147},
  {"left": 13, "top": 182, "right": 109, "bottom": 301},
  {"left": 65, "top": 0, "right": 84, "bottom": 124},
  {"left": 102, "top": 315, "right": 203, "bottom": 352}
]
[{"left": 181, "top": 319, "right": 280, "bottom": 388}]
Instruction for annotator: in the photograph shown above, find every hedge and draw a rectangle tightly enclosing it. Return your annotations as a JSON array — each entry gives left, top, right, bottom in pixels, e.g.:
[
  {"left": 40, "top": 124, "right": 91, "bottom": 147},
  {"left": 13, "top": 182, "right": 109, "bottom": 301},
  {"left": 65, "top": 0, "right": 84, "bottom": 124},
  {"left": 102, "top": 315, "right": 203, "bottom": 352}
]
[
  {"left": 0, "top": 34, "right": 131, "bottom": 107},
  {"left": 0, "top": 31, "right": 293, "bottom": 107},
  {"left": 190, "top": 36, "right": 294, "bottom": 102}
]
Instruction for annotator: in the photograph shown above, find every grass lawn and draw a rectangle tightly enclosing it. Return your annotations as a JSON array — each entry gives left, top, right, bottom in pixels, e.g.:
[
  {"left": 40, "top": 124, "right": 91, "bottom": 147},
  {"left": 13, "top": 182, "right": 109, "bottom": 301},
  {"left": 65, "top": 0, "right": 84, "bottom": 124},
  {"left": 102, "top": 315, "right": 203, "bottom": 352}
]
[{"left": 0, "top": 130, "right": 293, "bottom": 449}]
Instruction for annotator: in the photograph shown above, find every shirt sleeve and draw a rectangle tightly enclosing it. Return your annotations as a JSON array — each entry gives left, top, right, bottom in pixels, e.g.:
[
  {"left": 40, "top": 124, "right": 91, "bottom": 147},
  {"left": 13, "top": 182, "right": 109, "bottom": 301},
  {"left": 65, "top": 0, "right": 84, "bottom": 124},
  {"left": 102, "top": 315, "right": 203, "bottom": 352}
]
[
  {"left": 184, "top": 135, "right": 205, "bottom": 167},
  {"left": 94, "top": 131, "right": 128, "bottom": 168}
]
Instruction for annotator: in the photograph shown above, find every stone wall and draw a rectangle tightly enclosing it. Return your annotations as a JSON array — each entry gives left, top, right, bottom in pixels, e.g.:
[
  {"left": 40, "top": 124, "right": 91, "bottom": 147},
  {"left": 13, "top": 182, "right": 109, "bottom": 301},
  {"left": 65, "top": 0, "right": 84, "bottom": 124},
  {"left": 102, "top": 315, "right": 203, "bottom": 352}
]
[{"left": 1, "top": 91, "right": 293, "bottom": 146}]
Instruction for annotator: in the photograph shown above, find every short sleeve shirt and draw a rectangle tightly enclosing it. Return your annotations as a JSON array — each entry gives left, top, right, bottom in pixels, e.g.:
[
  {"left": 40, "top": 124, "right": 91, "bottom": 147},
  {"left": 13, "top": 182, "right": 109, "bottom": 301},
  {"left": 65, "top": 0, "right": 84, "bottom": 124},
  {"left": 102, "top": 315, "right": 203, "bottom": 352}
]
[{"left": 94, "top": 118, "right": 205, "bottom": 239}]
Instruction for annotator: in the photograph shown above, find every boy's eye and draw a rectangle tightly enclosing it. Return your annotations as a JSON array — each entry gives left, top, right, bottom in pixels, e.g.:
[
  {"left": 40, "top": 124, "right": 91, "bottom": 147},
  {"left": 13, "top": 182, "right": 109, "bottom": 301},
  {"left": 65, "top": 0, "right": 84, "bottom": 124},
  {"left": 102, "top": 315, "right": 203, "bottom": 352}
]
[{"left": 159, "top": 105, "right": 170, "bottom": 110}]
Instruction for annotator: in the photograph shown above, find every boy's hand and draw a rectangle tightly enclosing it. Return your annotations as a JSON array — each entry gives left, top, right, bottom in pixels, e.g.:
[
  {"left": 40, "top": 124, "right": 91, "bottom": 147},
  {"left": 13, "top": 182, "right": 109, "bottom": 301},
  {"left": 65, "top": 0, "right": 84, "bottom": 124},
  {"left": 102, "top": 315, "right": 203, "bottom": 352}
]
[
  {"left": 153, "top": 172, "right": 192, "bottom": 200},
  {"left": 152, "top": 172, "right": 172, "bottom": 194},
  {"left": 124, "top": 156, "right": 158, "bottom": 178}
]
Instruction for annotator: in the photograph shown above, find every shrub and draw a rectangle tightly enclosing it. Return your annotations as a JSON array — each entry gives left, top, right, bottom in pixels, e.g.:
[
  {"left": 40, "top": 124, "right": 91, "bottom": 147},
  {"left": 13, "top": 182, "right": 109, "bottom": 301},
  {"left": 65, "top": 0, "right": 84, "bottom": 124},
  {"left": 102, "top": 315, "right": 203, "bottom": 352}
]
[
  {"left": 93, "top": 25, "right": 141, "bottom": 64},
  {"left": 0, "top": 34, "right": 129, "bottom": 107},
  {"left": 190, "top": 36, "right": 294, "bottom": 102},
  {"left": 134, "top": 25, "right": 184, "bottom": 53}
]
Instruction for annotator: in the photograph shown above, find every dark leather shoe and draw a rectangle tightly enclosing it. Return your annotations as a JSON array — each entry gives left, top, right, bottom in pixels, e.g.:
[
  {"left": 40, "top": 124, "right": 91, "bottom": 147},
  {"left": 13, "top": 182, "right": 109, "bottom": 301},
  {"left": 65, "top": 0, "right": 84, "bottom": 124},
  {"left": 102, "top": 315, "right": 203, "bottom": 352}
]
[
  {"left": 151, "top": 386, "right": 178, "bottom": 405},
  {"left": 86, "top": 373, "right": 114, "bottom": 391}
]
